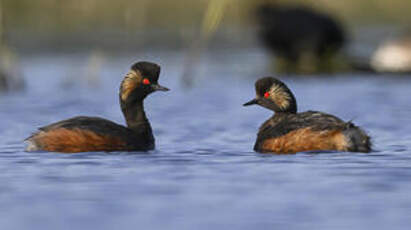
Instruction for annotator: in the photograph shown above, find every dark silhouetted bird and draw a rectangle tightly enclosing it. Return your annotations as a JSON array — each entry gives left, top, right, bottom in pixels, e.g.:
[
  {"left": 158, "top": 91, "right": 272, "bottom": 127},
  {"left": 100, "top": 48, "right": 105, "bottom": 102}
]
[{"left": 255, "top": 3, "right": 346, "bottom": 73}]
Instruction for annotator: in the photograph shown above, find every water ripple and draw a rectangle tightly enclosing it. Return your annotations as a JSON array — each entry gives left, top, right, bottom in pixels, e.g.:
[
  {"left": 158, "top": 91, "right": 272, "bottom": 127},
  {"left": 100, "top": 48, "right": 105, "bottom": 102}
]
[{"left": 1, "top": 54, "right": 411, "bottom": 229}]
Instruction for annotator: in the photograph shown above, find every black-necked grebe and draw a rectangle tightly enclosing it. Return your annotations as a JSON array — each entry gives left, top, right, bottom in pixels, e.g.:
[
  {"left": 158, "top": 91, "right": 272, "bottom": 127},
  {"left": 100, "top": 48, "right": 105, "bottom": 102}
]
[
  {"left": 26, "top": 61, "right": 169, "bottom": 153},
  {"left": 244, "top": 77, "right": 370, "bottom": 154}
]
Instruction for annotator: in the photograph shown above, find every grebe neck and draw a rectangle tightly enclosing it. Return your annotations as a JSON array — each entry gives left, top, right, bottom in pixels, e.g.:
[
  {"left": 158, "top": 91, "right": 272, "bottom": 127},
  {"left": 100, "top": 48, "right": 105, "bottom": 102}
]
[{"left": 122, "top": 100, "right": 152, "bottom": 131}]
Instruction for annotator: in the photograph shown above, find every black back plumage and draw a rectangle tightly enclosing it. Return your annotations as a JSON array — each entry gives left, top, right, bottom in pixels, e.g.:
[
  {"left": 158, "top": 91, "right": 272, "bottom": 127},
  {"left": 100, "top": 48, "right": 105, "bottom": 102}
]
[
  {"left": 257, "top": 111, "right": 345, "bottom": 141},
  {"left": 38, "top": 116, "right": 132, "bottom": 137},
  {"left": 30, "top": 116, "right": 152, "bottom": 150},
  {"left": 255, "top": 111, "right": 370, "bottom": 153}
]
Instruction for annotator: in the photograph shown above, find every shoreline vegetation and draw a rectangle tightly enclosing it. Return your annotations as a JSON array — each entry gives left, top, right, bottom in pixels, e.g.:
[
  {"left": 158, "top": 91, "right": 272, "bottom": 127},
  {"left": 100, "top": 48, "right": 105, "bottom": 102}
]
[{"left": 1, "top": 0, "right": 410, "bottom": 52}]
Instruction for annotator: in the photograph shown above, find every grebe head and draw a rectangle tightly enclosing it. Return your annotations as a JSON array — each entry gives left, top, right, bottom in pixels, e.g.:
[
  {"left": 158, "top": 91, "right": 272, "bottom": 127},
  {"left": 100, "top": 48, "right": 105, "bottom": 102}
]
[
  {"left": 120, "top": 61, "right": 169, "bottom": 102},
  {"left": 243, "top": 77, "right": 297, "bottom": 113}
]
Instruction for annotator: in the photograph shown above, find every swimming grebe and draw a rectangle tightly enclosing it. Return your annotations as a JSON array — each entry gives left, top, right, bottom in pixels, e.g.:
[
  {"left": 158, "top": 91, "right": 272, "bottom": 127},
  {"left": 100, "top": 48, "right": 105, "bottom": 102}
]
[
  {"left": 243, "top": 77, "right": 370, "bottom": 154},
  {"left": 26, "top": 61, "right": 169, "bottom": 153}
]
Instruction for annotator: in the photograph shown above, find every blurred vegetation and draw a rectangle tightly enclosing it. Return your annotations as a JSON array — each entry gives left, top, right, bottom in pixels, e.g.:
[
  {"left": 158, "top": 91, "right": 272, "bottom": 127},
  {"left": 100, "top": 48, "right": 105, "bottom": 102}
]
[
  {"left": 3, "top": 0, "right": 410, "bottom": 29},
  {"left": 1, "top": 0, "right": 411, "bottom": 51}
]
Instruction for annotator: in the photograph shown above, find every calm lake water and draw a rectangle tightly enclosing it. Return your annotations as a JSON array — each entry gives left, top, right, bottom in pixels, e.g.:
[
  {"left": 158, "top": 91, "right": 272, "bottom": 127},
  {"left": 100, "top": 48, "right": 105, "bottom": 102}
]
[{"left": 1, "top": 49, "right": 411, "bottom": 229}]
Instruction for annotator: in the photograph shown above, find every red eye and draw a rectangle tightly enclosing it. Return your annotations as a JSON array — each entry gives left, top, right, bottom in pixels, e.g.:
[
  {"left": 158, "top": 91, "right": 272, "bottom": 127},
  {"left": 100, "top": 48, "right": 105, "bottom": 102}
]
[
  {"left": 142, "top": 78, "right": 150, "bottom": 85},
  {"left": 264, "top": 92, "right": 270, "bottom": 98}
]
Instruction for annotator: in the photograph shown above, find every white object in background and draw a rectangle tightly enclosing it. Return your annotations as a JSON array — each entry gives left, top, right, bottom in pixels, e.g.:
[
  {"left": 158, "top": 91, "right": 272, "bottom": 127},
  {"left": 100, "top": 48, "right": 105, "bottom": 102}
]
[{"left": 371, "top": 37, "right": 411, "bottom": 72}]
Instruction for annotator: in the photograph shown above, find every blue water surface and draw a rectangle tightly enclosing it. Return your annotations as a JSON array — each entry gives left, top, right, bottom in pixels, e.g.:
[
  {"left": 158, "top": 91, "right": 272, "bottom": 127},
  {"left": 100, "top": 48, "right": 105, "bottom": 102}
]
[{"left": 1, "top": 50, "right": 411, "bottom": 230}]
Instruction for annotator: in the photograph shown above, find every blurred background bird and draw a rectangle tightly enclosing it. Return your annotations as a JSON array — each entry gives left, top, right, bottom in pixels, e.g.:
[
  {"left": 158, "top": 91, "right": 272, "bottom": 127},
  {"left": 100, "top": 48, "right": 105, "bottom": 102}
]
[{"left": 254, "top": 2, "right": 346, "bottom": 74}]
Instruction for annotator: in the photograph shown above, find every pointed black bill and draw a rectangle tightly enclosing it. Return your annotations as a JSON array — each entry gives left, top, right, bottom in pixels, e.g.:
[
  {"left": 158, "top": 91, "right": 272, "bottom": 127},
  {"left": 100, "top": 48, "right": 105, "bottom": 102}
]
[
  {"left": 243, "top": 98, "right": 259, "bottom": 106},
  {"left": 152, "top": 84, "right": 170, "bottom": 91}
]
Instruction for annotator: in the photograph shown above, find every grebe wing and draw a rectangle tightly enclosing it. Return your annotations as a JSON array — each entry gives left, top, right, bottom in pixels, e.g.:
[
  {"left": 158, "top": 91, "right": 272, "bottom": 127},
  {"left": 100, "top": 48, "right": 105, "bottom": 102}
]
[
  {"left": 258, "top": 111, "right": 347, "bottom": 140},
  {"left": 37, "top": 116, "right": 133, "bottom": 137}
]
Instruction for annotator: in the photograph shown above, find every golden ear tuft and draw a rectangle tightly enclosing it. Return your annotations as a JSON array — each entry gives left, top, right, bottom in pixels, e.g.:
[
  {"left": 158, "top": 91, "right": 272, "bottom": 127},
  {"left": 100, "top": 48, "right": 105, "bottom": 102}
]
[
  {"left": 120, "top": 70, "right": 142, "bottom": 101},
  {"left": 268, "top": 84, "right": 291, "bottom": 109}
]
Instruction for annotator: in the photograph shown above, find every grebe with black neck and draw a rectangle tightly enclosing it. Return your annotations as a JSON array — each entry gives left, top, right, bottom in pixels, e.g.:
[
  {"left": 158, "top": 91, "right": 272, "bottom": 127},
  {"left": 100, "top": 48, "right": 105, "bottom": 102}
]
[
  {"left": 243, "top": 77, "right": 371, "bottom": 154},
  {"left": 26, "top": 61, "right": 169, "bottom": 153}
]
